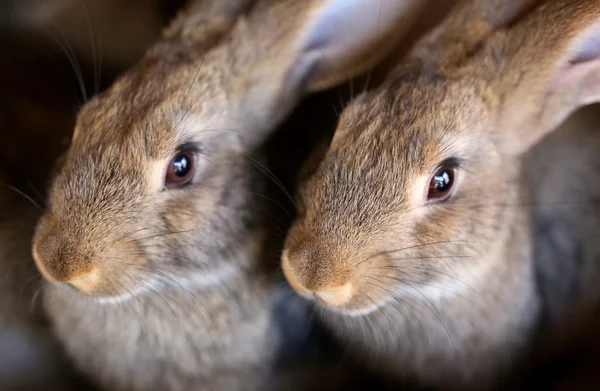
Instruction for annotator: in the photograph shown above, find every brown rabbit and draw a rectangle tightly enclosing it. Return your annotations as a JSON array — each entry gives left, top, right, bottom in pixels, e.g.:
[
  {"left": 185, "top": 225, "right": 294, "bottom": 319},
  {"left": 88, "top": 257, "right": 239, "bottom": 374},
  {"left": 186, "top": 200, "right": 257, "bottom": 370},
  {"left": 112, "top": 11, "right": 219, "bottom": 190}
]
[
  {"left": 281, "top": 0, "right": 600, "bottom": 388},
  {"left": 29, "top": 0, "right": 429, "bottom": 390}
]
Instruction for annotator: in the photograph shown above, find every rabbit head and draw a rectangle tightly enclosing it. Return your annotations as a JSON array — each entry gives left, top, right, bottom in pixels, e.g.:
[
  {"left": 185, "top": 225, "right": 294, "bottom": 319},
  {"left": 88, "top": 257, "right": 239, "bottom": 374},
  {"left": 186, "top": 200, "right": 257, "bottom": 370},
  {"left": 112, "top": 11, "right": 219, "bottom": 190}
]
[
  {"left": 282, "top": 0, "right": 600, "bottom": 383},
  {"left": 31, "top": 0, "right": 425, "bottom": 302}
]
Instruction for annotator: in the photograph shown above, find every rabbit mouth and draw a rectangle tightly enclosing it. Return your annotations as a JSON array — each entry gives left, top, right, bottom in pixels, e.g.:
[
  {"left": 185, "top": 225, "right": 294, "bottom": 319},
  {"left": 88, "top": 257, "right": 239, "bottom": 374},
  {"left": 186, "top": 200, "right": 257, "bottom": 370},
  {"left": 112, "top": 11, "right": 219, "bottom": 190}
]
[
  {"left": 49, "top": 262, "right": 245, "bottom": 305},
  {"left": 41, "top": 271, "right": 146, "bottom": 304}
]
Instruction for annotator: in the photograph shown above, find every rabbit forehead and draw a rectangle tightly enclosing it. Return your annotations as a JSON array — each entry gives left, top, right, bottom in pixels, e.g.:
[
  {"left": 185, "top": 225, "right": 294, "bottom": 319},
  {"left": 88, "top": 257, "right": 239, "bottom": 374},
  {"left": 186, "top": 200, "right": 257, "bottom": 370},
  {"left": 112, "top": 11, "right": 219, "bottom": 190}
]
[
  {"left": 71, "top": 50, "right": 236, "bottom": 160},
  {"left": 331, "top": 72, "right": 488, "bottom": 172},
  {"left": 308, "top": 73, "right": 493, "bottom": 229}
]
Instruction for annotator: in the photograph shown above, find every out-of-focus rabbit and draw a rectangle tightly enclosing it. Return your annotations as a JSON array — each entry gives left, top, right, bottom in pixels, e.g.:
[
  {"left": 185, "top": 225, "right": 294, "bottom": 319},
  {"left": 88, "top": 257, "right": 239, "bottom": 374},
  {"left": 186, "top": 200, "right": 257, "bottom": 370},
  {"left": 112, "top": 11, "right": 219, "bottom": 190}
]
[
  {"left": 29, "top": 0, "right": 429, "bottom": 390},
  {"left": 281, "top": 0, "right": 600, "bottom": 388}
]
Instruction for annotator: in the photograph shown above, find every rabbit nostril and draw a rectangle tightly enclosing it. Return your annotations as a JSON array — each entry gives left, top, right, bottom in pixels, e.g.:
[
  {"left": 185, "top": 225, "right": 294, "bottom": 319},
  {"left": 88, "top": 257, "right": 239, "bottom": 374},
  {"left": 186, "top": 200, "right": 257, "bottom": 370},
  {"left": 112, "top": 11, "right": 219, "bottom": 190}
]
[{"left": 314, "top": 282, "right": 353, "bottom": 306}]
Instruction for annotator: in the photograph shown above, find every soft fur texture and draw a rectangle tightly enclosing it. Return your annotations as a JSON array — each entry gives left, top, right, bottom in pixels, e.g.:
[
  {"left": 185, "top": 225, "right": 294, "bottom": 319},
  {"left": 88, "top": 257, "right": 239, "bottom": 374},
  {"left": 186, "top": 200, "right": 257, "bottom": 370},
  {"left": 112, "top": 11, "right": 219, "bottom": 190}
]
[
  {"left": 282, "top": 0, "right": 600, "bottom": 389},
  {"left": 30, "top": 1, "right": 428, "bottom": 390}
]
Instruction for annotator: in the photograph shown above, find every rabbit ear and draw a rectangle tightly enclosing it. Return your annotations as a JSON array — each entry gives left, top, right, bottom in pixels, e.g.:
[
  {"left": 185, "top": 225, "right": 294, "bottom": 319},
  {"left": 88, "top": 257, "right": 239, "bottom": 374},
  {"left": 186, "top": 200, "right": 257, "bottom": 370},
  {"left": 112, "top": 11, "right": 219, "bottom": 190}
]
[
  {"left": 410, "top": 0, "right": 600, "bottom": 154},
  {"left": 493, "top": 0, "right": 600, "bottom": 152},
  {"left": 290, "top": 0, "right": 425, "bottom": 92},
  {"left": 236, "top": 0, "right": 425, "bottom": 145},
  {"left": 411, "top": 0, "right": 539, "bottom": 67}
]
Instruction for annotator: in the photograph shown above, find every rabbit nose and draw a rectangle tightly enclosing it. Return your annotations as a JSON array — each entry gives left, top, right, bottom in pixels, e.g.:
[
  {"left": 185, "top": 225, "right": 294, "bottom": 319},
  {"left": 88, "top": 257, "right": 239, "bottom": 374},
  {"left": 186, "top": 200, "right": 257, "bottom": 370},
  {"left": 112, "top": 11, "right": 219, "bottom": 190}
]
[
  {"left": 32, "top": 232, "right": 98, "bottom": 289},
  {"left": 313, "top": 282, "right": 353, "bottom": 306},
  {"left": 281, "top": 248, "right": 353, "bottom": 306}
]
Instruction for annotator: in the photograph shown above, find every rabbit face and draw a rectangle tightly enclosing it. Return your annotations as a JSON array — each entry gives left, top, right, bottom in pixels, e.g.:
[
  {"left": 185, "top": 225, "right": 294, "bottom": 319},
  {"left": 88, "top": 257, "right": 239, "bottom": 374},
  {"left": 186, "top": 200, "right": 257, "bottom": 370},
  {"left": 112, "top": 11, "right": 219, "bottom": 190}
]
[
  {"left": 282, "top": 69, "right": 519, "bottom": 315},
  {"left": 32, "top": 49, "right": 258, "bottom": 301}
]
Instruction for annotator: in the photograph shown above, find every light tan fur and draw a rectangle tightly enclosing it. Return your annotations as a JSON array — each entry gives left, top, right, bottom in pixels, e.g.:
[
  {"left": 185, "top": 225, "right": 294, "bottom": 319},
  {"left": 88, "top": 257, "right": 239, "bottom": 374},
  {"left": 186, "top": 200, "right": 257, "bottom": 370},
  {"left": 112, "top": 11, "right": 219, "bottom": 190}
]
[
  {"left": 282, "top": 0, "right": 600, "bottom": 388},
  {"left": 29, "top": 1, "right": 428, "bottom": 390}
]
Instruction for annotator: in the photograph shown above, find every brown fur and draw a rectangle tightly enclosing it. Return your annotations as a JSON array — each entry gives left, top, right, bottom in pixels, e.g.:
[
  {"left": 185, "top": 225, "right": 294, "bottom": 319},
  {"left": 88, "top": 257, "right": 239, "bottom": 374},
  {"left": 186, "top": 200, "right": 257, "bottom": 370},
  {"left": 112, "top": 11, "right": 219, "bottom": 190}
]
[
  {"left": 282, "top": 0, "right": 600, "bottom": 388},
  {"left": 29, "top": 1, "right": 428, "bottom": 390}
]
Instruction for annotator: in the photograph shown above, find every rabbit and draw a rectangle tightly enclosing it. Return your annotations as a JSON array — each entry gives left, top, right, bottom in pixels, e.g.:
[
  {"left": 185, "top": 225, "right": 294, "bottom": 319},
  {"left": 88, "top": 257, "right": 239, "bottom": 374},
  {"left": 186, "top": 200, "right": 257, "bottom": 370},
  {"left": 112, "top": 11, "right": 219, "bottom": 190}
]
[
  {"left": 29, "top": 0, "right": 430, "bottom": 390},
  {"left": 280, "top": 0, "right": 600, "bottom": 389}
]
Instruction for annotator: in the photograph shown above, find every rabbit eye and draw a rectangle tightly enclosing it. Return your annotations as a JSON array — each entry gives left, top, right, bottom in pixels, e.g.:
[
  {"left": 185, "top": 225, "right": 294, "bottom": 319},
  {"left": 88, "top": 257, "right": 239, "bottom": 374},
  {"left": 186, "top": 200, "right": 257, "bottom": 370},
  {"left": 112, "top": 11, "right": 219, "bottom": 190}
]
[
  {"left": 427, "top": 166, "right": 455, "bottom": 202},
  {"left": 165, "top": 151, "right": 197, "bottom": 188}
]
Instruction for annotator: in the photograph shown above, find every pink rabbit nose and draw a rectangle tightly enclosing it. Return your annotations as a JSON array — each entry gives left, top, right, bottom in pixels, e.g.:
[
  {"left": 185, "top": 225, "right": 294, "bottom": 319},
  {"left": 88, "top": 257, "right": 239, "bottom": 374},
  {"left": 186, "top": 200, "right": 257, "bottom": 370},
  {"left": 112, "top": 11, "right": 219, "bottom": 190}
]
[{"left": 281, "top": 249, "right": 353, "bottom": 307}]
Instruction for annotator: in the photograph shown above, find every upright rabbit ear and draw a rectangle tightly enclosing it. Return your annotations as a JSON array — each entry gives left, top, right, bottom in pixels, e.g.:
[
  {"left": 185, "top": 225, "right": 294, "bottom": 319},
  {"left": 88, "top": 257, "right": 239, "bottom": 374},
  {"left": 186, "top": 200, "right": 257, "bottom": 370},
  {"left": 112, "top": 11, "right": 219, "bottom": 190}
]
[
  {"left": 287, "top": 0, "right": 426, "bottom": 92},
  {"left": 493, "top": 0, "right": 600, "bottom": 152},
  {"left": 235, "top": 0, "right": 426, "bottom": 142}
]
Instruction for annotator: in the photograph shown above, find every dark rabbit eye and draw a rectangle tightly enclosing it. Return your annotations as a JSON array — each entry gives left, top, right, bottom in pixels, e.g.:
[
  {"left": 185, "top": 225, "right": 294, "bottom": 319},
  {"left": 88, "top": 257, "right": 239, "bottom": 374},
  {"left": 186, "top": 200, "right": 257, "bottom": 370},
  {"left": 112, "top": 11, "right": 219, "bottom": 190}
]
[
  {"left": 427, "top": 166, "right": 455, "bottom": 201},
  {"left": 165, "top": 151, "right": 197, "bottom": 188}
]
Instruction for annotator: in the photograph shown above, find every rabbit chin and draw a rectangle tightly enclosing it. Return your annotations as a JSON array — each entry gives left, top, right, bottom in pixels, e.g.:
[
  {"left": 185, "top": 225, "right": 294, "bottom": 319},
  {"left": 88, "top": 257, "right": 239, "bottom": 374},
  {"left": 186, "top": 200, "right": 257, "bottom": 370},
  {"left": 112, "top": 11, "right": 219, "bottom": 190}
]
[
  {"left": 51, "top": 263, "right": 243, "bottom": 305},
  {"left": 314, "top": 279, "right": 470, "bottom": 318}
]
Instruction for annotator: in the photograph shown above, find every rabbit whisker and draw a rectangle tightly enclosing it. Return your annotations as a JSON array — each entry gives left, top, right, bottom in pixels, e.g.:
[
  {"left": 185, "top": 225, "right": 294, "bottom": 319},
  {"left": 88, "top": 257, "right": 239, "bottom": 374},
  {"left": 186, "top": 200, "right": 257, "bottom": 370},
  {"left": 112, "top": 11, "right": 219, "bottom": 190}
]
[
  {"left": 244, "top": 154, "right": 296, "bottom": 207},
  {"left": 26, "top": 181, "right": 48, "bottom": 208},
  {"left": 29, "top": 286, "right": 42, "bottom": 313},
  {"left": 19, "top": 267, "right": 43, "bottom": 300},
  {"left": 381, "top": 265, "right": 476, "bottom": 293},
  {"left": 5, "top": 31, "right": 84, "bottom": 109},
  {"left": 387, "top": 255, "right": 471, "bottom": 260},
  {"left": 108, "top": 227, "right": 157, "bottom": 248},
  {"left": 364, "top": 281, "right": 428, "bottom": 348},
  {"left": 76, "top": 0, "right": 101, "bottom": 95},
  {"left": 118, "top": 268, "right": 151, "bottom": 339},
  {"left": 354, "top": 240, "right": 475, "bottom": 268},
  {"left": 128, "top": 229, "right": 194, "bottom": 244},
  {"left": 0, "top": 183, "right": 44, "bottom": 211},
  {"left": 367, "top": 274, "right": 455, "bottom": 351},
  {"left": 371, "top": 273, "right": 477, "bottom": 304},
  {"left": 46, "top": 22, "right": 88, "bottom": 104},
  {"left": 125, "top": 262, "right": 220, "bottom": 338}
]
